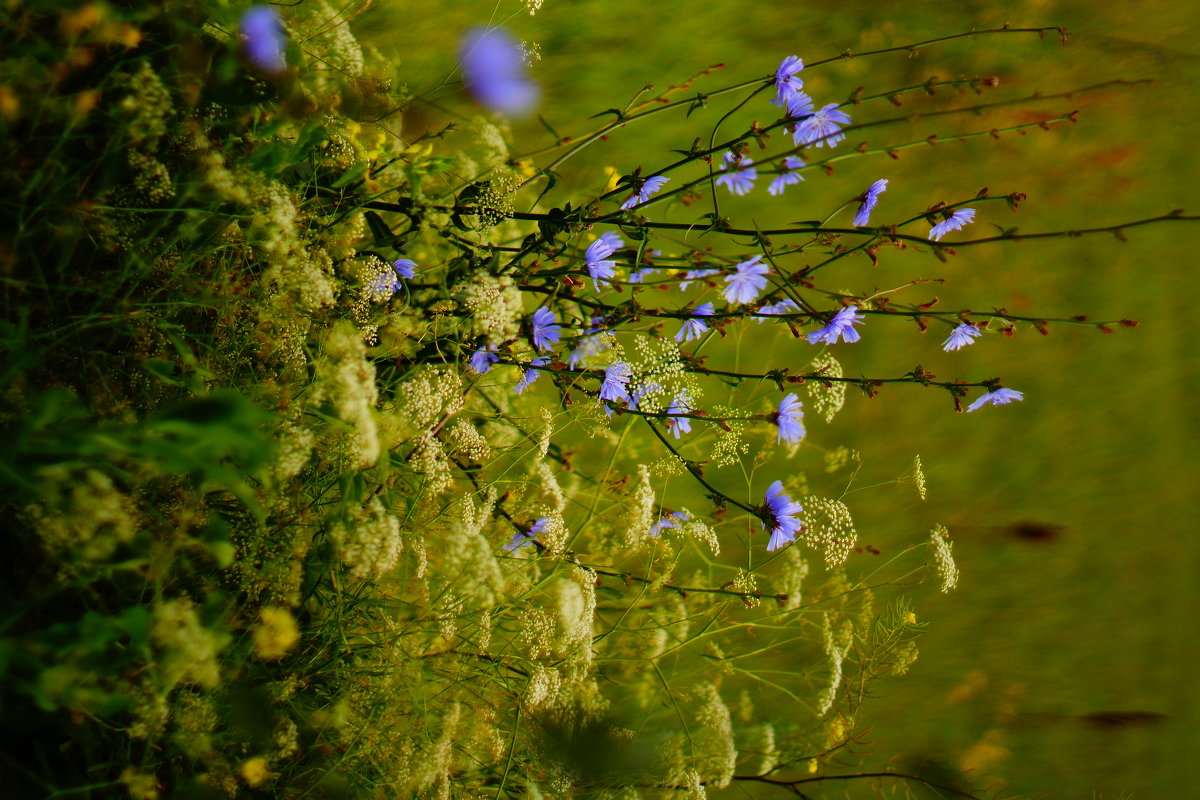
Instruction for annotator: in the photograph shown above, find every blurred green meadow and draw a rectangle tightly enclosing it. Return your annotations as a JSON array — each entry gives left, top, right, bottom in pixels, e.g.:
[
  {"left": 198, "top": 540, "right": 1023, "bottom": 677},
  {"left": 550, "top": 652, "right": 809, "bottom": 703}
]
[{"left": 371, "top": 0, "right": 1199, "bottom": 796}]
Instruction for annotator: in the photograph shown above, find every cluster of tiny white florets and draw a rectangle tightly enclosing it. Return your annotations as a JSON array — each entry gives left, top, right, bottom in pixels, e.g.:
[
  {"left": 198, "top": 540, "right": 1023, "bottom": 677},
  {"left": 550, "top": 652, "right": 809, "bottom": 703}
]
[
  {"left": 807, "top": 352, "right": 846, "bottom": 423},
  {"left": 442, "top": 491, "right": 503, "bottom": 606},
  {"left": 331, "top": 497, "right": 403, "bottom": 580},
  {"left": 310, "top": 322, "right": 381, "bottom": 468},
  {"left": 119, "top": 61, "right": 171, "bottom": 147},
  {"left": 410, "top": 432, "right": 454, "bottom": 496},
  {"left": 555, "top": 567, "right": 597, "bottom": 670},
  {"left": 909, "top": 454, "right": 928, "bottom": 501},
  {"left": 393, "top": 367, "right": 465, "bottom": 433},
  {"left": 692, "top": 682, "right": 737, "bottom": 789},
  {"left": 25, "top": 468, "right": 139, "bottom": 563},
  {"left": 271, "top": 423, "right": 315, "bottom": 482},
  {"left": 445, "top": 419, "right": 491, "bottom": 462},
  {"left": 732, "top": 569, "right": 759, "bottom": 607},
  {"left": 929, "top": 523, "right": 959, "bottom": 592},
  {"left": 535, "top": 461, "right": 567, "bottom": 514},
  {"left": 681, "top": 511, "right": 720, "bottom": 555},
  {"left": 415, "top": 703, "right": 460, "bottom": 798},
  {"left": 536, "top": 407, "right": 554, "bottom": 459},
  {"left": 816, "top": 613, "right": 854, "bottom": 717},
  {"left": 800, "top": 496, "right": 857, "bottom": 567},
  {"left": 628, "top": 336, "right": 695, "bottom": 414},
  {"left": 623, "top": 465, "right": 656, "bottom": 546},
  {"left": 710, "top": 404, "right": 750, "bottom": 467},
  {"left": 453, "top": 272, "right": 525, "bottom": 345},
  {"left": 152, "top": 597, "right": 225, "bottom": 690},
  {"left": 748, "top": 723, "right": 778, "bottom": 775},
  {"left": 471, "top": 119, "right": 512, "bottom": 171},
  {"left": 533, "top": 510, "right": 569, "bottom": 554},
  {"left": 294, "top": 0, "right": 365, "bottom": 77},
  {"left": 128, "top": 150, "right": 174, "bottom": 203}
]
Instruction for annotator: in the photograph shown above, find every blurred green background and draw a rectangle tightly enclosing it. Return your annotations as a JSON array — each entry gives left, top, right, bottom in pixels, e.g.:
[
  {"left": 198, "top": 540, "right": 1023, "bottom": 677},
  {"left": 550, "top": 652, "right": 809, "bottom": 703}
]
[{"left": 367, "top": 0, "right": 1198, "bottom": 795}]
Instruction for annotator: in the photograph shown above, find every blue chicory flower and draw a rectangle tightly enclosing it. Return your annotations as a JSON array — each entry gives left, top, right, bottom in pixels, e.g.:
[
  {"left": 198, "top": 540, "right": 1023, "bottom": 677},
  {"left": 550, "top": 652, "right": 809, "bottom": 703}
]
[
  {"left": 771, "top": 55, "right": 805, "bottom": 108},
  {"left": 763, "top": 480, "right": 804, "bottom": 552},
  {"left": 585, "top": 232, "right": 623, "bottom": 290},
  {"left": 930, "top": 208, "right": 977, "bottom": 241},
  {"left": 503, "top": 517, "right": 547, "bottom": 553},
  {"left": 675, "top": 303, "right": 715, "bottom": 343},
  {"left": 530, "top": 307, "right": 561, "bottom": 352},
  {"left": 470, "top": 345, "right": 500, "bottom": 374},
  {"left": 785, "top": 91, "right": 815, "bottom": 120},
  {"left": 620, "top": 175, "right": 669, "bottom": 210},
  {"left": 754, "top": 298, "right": 800, "bottom": 323},
  {"left": 806, "top": 306, "right": 865, "bottom": 345},
  {"left": 966, "top": 387, "right": 1024, "bottom": 412},
  {"left": 942, "top": 323, "right": 982, "bottom": 352},
  {"left": 678, "top": 268, "right": 719, "bottom": 291},
  {"left": 774, "top": 393, "right": 806, "bottom": 444},
  {"left": 241, "top": 6, "right": 287, "bottom": 73},
  {"left": 650, "top": 510, "right": 691, "bottom": 537},
  {"left": 768, "top": 156, "right": 806, "bottom": 196},
  {"left": 794, "top": 103, "right": 852, "bottom": 148},
  {"left": 628, "top": 268, "right": 657, "bottom": 283},
  {"left": 715, "top": 151, "right": 757, "bottom": 196},
  {"left": 514, "top": 355, "right": 550, "bottom": 394},
  {"left": 460, "top": 27, "right": 539, "bottom": 117},
  {"left": 853, "top": 180, "right": 888, "bottom": 227},
  {"left": 666, "top": 393, "right": 693, "bottom": 439},
  {"left": 599, "top": 361, "right": 632, "bottom": 403},
  {"left": 723, "top": 255, "right": 770, "bottom": 305}
]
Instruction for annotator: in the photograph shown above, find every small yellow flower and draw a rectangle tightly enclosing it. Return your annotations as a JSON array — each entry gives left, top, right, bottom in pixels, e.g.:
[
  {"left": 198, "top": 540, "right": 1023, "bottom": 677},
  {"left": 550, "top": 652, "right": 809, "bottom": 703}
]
[
  {"left": 905, "top": 612, "right": 917, "bottom": 625},
  {"left": 240, "top": 757, "right": 271, "bottom": 787},
  {"left": 253, "top": 606, "right": 300, "bottom": 660}
]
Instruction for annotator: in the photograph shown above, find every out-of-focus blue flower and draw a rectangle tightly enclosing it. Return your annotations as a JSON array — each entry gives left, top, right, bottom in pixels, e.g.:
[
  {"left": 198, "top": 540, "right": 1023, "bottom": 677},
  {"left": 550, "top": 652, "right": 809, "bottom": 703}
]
[
  {"left": 514, "top": 355, "right": 550, "bottom": 394},
  {"left": 774, "top": 393, "right": 806, "bottom": 444},
  {"left": 599, "top": 361, "right": 632, "bottom": 403},
  {"left": 678, "top": 268, "right": 719, "bottom": 291},
  {"left": 585, "top": 232, "right": 623, "bottom": 290},
  {"left": 768, "top": 156, "right": 806, "bottom": 196},
  {"left": 942, "top": 323, "right": 981, "bottom": 352},
  {"left": 966, "top": 387, "right": 1024, "bottom": 412},
  {"left": 853, "top": 179, "right": 888, "bottom": 227},
  {"left": 675, "top": 303, "right": 715, "bottom": 343},
  {"left": 785, "top": 91, "right": 815, "bottom": 120},
  {"left": 470, "top": 345, "right": 500, "bottom": 374},
  {"left": 754, "top": 298, "right": 800, "bottom": 323},
  {"left": 794, "top": 103, "right": 852, "bottom": 148},
  {"left": 460, "top": 27, "right": 539, "bottom": 117},
  {"left": 503, "top": 517, "right": 546, "bottom": 553},
  {"left": 723, "top": 255, "right": 770, "bottom": 305},
  {"left": 628, "top": 268, "right": 657, "bottom": 283},
  {"left": 806, "top": 306, "right": 865, "bottom": 345},
  {"left": 771, "top": 55, "right": 805, "bottom": 107},
  {"left": 370, "top": 258, "right": 417, "bottom": 296},
  {"left": 930, "top": 208, "right": 977, "bottom": 241},
  {"left": 241, "top": 6, "right": 287, "bottom": 74},
  {"left": 650, "top": 510, "right": 691, "bottom": 537},
  {"left": 530, "top": 307, "right": 560, "bottom": 352},
  {"left": 715, "top": 151, "right": 757, "bottom": 196},
  {"left": 621, "top": 175, "right": 669, "bottom": 210},
  {"left": 666, "top": 392, "right": 693, "bottom": 439},
  {"left": 763, "top": 480, "right": 803, "bottom": 552},
  {"left": 568, "top": 317, "right": 610, "bottom": 368}
]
